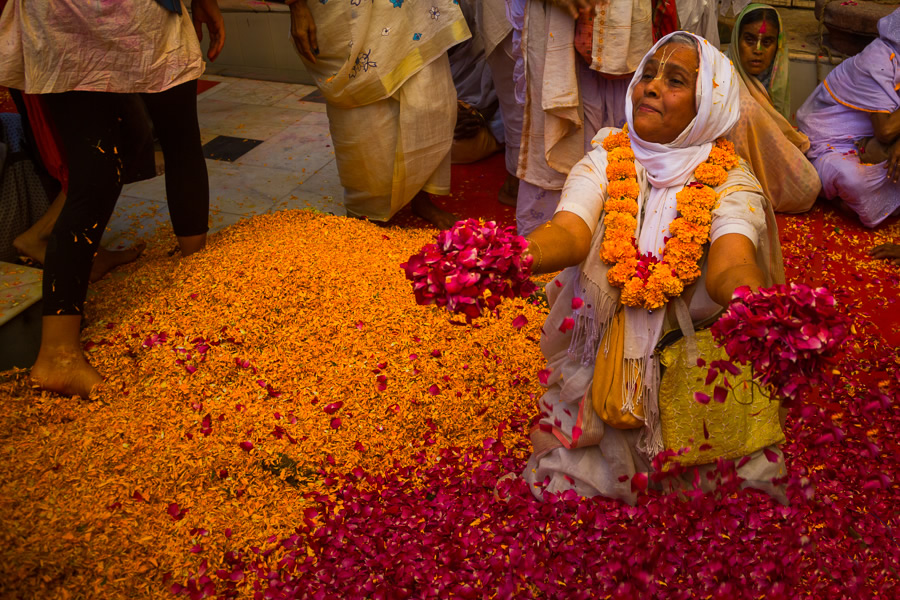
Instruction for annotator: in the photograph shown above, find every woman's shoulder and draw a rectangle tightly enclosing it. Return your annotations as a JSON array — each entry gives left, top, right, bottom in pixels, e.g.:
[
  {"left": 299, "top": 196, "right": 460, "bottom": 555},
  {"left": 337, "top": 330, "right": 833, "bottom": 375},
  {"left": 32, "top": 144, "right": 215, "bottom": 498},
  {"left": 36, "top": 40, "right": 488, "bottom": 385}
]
[
  {"left": 719, "top": 157, "right": 763, "bottom": 192},
  {"left": 713, "top": 157, "right": 769, "bottom": 220}
]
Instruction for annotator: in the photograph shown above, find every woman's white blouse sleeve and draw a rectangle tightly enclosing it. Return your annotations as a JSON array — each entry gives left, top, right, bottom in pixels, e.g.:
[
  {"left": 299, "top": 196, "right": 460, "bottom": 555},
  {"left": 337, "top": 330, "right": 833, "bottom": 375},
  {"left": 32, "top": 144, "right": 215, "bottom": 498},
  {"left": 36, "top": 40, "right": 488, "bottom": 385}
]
[{"left": 554, "top": 155, "right": 607, "bottom": 236}]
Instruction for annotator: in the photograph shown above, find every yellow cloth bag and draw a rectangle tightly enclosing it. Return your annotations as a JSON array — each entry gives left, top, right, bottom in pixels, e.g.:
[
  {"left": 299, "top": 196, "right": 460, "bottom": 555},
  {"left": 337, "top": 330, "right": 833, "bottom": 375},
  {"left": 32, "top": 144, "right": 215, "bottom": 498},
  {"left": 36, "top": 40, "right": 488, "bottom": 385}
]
[
  {"left": 591, "top": 311, "right": 645, "bottom": 429},
  {"left": 657, "top": 329, "right": 785, "bottom": 467}
]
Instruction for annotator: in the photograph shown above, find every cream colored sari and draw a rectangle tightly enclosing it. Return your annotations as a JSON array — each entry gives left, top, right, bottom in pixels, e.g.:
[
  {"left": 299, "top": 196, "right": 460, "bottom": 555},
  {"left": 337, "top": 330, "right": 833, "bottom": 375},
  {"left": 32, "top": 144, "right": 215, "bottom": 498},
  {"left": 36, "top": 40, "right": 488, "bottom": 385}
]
[{"left": 300, "top": 0, "right": 471, "bottom": 221}]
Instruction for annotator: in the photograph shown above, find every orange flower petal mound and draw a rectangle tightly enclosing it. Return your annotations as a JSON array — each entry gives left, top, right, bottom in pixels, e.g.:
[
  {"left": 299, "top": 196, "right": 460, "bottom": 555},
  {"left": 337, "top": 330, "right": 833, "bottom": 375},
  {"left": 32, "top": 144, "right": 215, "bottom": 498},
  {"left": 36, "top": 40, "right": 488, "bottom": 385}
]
[{"left": 0, "top": 211, "right": 546, "bottom": 599}]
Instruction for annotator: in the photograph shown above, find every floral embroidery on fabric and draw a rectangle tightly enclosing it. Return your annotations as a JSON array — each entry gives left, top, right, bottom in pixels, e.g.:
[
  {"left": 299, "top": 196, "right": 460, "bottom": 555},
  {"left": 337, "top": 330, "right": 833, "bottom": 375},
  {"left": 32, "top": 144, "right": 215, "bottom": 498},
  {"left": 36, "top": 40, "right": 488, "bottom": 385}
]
[
  {"left": 349, "top": 49, "right": 377, "bottom": 79},
  {"left": 601, "top": 129, "right": 739, "bottom": 310},
  {"left": 430, "top": 7, "right": 441, "bottom": 19},
  {"left": 390, "top": 0, "right": 404, "bottom": 6},
  {"left": 413, "top": 32, "right": 423, "bottom": 41}
]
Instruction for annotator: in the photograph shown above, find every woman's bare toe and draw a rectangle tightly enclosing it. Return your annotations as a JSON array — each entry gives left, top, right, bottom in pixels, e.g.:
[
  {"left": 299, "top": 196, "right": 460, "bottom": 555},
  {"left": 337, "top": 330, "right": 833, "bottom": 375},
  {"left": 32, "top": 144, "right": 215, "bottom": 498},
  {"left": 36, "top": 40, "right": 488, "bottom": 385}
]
[
  {"left": 30, "top": 349, "right": 102, "bottom": 399},
  {"left": 90, "top": 243, "right": 146, "bottom": 282},
  {"left": 13, "top": 232, "right": 47, "bottom": 266}
]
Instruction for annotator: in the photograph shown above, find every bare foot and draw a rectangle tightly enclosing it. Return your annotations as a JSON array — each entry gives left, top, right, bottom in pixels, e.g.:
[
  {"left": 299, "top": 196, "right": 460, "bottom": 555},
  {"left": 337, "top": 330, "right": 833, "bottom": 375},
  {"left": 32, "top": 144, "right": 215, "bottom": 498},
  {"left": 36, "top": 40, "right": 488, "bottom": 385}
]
[
  {"left": 870, "top": 243, "right": 900, "bottom": 266},
  {"left": 177, "top": 233, "right": 207, "bottom": 258},
  {"left": 13, "top": 229, "right": 47, "bottom": 265},
  {"left": 154, "top": 150, "right": 166, "bottom": 176},
  {"left": 411, "top": 192, "right": 459, "bottom": 230},
  {"left": 30, "top": 348, "right": 102, "bottom": 399},
  {"left": 498, "top": 174, "right": 519, "bottom": 207},
  {"left": 90, "top": 243, "right": 146, "bottom": 282}
]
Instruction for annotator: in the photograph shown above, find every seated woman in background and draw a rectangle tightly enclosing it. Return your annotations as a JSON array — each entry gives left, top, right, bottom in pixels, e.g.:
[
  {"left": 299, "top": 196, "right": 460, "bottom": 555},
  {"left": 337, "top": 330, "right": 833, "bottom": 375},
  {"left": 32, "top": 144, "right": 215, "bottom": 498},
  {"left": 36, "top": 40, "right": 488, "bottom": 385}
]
[
  {"left": 518, "top": 32, "right": 786, "bottom": 505},
  {"left": 796, "top": 9, "right": 900, "bottom": 228},
  {"left": 725, "top": 4, "right": 821, "bottom": 214},
  {"left": 728, "top": 4, "right": 790, "bottom": 119}
]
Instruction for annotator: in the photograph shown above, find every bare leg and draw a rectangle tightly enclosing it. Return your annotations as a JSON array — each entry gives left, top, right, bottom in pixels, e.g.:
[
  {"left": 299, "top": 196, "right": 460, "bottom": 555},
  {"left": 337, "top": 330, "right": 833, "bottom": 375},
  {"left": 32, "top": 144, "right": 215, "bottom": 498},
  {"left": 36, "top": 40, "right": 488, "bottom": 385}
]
[
  {"left": 90, "top": 244, "right": 146, "bottom": 281},
  {"left": 13, "top": 191, "right": 66, "bottom": 262},
  {"left": 14, "top": 191, "right": 146, "bottom": 281},
  {"left": 870, "top": 243, "right": 900, "bottom": 266},
  {"left": 154, "top": 149, "right": 165, "bottom": 176},
  {"left": 30, "top": 315, "right": 101, "bottom": 398},
  {"left": 411, "top": 192, "right": 458, "bottom": 230},
  {"left": 177, "top": 233, "right": 206, "bottom": 257}
]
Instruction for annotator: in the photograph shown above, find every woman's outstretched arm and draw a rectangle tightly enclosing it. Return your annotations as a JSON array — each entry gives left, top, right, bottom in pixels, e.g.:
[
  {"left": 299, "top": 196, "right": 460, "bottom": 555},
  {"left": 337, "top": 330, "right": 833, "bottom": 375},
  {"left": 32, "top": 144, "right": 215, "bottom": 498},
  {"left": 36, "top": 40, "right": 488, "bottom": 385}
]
[
  {"left": 523, "top": 211, "right": 594, "bottom": 275},
  {"left": 706, "top": 232, "right": 766, "bottom": 307}
]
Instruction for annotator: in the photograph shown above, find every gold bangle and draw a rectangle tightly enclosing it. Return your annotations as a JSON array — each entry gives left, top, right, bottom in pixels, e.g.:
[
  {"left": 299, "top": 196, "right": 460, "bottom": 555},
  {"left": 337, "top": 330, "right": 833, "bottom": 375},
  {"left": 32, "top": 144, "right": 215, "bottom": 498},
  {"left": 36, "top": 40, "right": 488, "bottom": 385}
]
[{"left": 528, "top": 239, "right": 543, "bottom": 273}]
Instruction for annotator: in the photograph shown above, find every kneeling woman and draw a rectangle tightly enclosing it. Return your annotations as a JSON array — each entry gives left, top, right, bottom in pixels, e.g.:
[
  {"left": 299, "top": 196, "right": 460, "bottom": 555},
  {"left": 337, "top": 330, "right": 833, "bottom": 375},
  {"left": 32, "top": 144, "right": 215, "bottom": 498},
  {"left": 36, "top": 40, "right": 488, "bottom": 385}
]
[{"left": 521, "top": 32, "right": 786, "bottom": 504}]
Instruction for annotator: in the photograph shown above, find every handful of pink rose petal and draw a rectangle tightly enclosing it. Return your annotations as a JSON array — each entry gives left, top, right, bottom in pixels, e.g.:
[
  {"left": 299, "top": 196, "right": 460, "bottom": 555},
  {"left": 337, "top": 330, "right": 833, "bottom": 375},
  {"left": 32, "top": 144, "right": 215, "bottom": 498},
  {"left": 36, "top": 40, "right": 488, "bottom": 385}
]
[
  {"left": 401, "top": 219, "right": 537, "bottom": 321},
  {"left": 704, "top": 283, "right": 853, "bottom": 406}
]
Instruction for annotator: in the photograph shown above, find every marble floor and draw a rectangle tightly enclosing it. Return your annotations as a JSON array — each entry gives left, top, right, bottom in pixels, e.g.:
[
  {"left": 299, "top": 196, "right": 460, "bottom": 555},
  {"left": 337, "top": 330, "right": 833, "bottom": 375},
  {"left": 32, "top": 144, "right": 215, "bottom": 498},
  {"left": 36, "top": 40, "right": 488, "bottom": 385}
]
[{"left": 0, "top": 74, "right": 344, "bottom": 333}]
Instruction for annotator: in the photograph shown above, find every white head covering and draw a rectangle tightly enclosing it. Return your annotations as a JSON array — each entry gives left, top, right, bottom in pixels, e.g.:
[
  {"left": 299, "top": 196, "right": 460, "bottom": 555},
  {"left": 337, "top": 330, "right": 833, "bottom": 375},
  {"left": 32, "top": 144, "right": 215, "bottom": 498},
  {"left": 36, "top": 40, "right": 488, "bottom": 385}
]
[{"left": 620, "top": 31, "right": 740, "bottom": 455}]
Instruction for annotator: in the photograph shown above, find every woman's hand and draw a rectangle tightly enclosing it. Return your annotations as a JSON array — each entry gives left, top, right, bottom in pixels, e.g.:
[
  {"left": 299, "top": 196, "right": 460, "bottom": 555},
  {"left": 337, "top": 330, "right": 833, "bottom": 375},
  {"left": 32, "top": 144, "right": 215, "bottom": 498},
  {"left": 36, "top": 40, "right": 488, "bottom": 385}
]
[
  {"left": 869, "top": 109, "right": 900, "bottom": 146},
  {"left": 869, "top": 243, "right": 900, "bottom": 266},
  {"left": 885, "top": 140, "right": 900, "bottom": 183},
  {"left": 191, "top": 0, "right": 225, "bottom": 61},
  {"left": 454, "top": 104, "right": 485, "bottom": 140},
  {"left": 289, "top": 0, "right": 319, "bottom": 63},
  {"left": 706, "top": 233, "right": 766, "bottom": 307}
]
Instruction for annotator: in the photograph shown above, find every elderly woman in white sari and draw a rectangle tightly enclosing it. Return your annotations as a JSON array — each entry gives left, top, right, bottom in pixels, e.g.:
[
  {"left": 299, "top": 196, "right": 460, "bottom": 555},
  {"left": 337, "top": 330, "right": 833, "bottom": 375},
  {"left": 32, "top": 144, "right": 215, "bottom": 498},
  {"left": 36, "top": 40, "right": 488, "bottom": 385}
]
[
  {"left": 518, "top": 32, "right": 786, "bottom": 504},
  {"left": 287, "top": 0, "right": 470, "bottom": 229}
]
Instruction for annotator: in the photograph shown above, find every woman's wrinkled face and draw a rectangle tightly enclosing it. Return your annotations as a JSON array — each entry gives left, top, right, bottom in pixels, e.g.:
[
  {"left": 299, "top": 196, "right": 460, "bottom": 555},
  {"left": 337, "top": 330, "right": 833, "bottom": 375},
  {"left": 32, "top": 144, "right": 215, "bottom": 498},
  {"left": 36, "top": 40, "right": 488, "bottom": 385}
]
[
  {"left": 631, "top": 43, "right": 699, "bottom": 144},
  {"left": 738, "top": 19, "right": 779, "bottom": 76}
]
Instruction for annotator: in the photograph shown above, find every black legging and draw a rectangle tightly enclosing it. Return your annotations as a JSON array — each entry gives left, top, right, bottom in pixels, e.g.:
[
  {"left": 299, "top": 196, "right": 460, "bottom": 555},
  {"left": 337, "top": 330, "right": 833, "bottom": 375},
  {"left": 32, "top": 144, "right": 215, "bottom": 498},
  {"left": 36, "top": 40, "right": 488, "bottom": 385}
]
[{"left": 41, "top": 79, "right": 208, "bottom": 316}]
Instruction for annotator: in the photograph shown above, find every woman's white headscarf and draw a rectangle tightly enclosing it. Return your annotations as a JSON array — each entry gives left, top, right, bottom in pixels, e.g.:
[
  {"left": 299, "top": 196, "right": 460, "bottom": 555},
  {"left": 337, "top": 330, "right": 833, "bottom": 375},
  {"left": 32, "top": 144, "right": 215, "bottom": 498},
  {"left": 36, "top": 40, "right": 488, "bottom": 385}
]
[{"left": 622, "top": 32, "right": 740, "bottom": 455}]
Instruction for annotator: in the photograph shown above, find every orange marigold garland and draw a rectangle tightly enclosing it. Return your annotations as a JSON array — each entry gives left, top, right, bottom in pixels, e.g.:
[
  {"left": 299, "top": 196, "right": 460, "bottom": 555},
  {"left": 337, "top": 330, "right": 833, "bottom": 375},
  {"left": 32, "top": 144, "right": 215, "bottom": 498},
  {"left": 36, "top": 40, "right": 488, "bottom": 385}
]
[{"left": 601, "top": 131, "right": 739, "bottom": 310}]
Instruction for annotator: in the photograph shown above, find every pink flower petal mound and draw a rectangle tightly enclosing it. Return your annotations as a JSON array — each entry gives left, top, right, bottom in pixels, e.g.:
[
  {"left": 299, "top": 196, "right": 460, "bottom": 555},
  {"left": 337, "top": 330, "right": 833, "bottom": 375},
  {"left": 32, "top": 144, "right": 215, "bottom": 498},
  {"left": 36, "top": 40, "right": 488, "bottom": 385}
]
[
  {"left": 401, "top": 219, "right": 537, "bottom": 322},
  {"left": 710, "top": 283, "right": 853, "bottom": 407}
]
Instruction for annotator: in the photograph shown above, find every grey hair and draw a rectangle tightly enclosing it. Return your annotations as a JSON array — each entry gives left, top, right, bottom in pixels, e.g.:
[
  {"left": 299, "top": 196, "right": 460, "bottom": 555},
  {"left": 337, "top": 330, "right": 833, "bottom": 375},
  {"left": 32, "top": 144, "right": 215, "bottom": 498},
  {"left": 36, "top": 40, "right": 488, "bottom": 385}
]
[{"left": 660, "top": 32, "right": 700, "bottom": 52}]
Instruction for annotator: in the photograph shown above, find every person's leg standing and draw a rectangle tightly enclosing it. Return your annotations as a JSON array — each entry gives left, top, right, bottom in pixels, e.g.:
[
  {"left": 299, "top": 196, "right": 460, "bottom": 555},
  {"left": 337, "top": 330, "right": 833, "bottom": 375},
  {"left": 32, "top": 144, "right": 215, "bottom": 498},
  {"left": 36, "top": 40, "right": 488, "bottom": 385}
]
[
  {"left": 32, "top": 91, "right": 125, "bottom": 397},
  {"left": 141, "top": 79, "right": 209, "bottom": 256}
]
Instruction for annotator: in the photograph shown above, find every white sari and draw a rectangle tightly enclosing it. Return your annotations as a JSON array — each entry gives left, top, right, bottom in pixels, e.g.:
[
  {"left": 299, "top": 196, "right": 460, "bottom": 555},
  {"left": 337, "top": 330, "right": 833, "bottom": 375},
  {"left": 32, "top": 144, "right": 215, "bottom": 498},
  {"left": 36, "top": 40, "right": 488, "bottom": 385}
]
[{"left": 523, "top": 32, "right": 786, "bottom": 504}]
